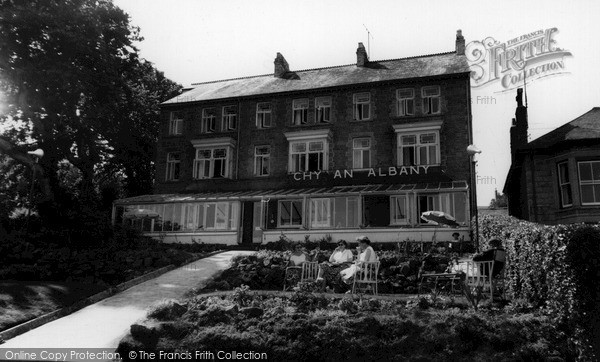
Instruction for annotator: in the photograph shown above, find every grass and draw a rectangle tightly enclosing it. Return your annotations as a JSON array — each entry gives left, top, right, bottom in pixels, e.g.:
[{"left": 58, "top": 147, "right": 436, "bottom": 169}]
[{"left": 0, "top": 281, "right": 105, "bottom": 331}]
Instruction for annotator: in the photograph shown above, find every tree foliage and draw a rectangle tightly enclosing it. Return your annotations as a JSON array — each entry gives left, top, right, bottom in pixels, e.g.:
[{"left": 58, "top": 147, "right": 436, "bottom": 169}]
[{"left": 0, "top": 0, "right": 181, "bottom": 224}]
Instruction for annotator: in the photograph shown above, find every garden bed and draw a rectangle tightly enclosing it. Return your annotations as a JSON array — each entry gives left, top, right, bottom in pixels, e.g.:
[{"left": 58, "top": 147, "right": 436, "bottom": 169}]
[{"left": 117, "top": 286, "right": 573, "bottom": 361}]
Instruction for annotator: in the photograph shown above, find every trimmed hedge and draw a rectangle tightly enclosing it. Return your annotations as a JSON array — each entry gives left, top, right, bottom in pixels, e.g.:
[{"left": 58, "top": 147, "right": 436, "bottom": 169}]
[{"left": 478, "top": 214, "right": 600, "bottom": 360}]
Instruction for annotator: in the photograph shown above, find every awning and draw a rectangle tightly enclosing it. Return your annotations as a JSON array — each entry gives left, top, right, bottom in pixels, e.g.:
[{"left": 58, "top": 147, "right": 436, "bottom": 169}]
[{"left": 114, "top": 181, "right": 468, "bottom": 205}]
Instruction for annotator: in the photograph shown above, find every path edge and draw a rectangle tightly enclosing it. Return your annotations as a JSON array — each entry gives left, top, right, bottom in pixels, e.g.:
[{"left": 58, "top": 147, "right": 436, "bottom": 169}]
[{"left": 0, "top": 250, "right": 226, "bottom": 343}]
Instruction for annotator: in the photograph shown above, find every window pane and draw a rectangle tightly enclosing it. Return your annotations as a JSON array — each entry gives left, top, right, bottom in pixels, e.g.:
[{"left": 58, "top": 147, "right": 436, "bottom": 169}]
[
  {"left": 348, "top": 197, "right": 359, "bottom": 227},
  {"left": 197, "top": 204, "right": 205, "bottom": 229},
  {"left": 280, "top": 202, "right": 290, "bottom": 225},
  {"left": 334, "top": 198, "right": 346, "bottom": 228},
  {"left": 292, "top": 143, "right": 306, "bottom": 152},
  {"left": 215, "top": 203, "right": 228, "bottom": 229},
  {"left": 401, "top": 135, "right": 416, "bottom": 145},
  {"left": 454, "top": 193, "right": 467, "bottom": 223},
  {"left": 198, "top": 150, "right": 211, "bottom": 159},
  {"left": 595, "top": 185, "right": 600, "bottom": 203},
  {"left": 593, "top": 162, "right": 600, "bottom": 181},
  {"left": 403, "top": 147, "right": 415, "bottom": 166},
  {"left": 362, "top": 150, "right": 370, "bottom": 168},
  {"left": 163, "top": 204, "right": 174, "bottom": 231},
  {"left": 172, "top": 204, "right": 182, "bottom": 231},
  {"left": 309, "top": 141, "right": 323, "bottom": 151},
  {"left": 205, "top": 204, "right": 215, "bottom": 228},
  {"left": 581, "top": 185, "right": 594, "bottom": 203},
  {"left": 308, "top": 152, "right": 322, "bottom": 171},
  {"left": 154, "top": 204, "right": 164, "bottom": 231},
  {"left": 579, "top": 163, "right": 592, "bottom": 181},
  {"left": 291, "top": 201, "right": 302, "bottom": 225},
  {"left": 420, "top": 133, "right": 436, "bottom": 143},
  {"left": 353, "top": 150, "right": 361, "bottom": 168},
  {"left": 558, "top": 163, "right": 569, "bottom": 183}
]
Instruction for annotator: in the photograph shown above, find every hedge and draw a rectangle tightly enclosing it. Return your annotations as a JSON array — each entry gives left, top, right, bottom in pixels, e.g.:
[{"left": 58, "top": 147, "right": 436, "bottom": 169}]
[{"left": 477, "top": 214, "right": 600, "bottom": 360}]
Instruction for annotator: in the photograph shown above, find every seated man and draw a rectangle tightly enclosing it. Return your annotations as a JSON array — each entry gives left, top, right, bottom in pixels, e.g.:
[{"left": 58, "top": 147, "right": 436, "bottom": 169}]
[{"left": 472, "top": 238, "right": 506, "bottom": 277}]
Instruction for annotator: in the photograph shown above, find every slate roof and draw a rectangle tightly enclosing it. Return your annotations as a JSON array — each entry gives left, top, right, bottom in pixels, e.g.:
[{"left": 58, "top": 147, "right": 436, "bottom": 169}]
[
  {"left": 526, "top": 107, "right": 600, "bottom": 149},
  {"left": 163, "top": 51, "right": 470, "bottom": 104}
]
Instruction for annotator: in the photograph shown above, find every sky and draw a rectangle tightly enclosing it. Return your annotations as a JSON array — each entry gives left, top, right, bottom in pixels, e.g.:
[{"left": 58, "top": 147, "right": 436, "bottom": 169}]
[{"left": 112, "top": 0, "right": 600, "bottom": 205}]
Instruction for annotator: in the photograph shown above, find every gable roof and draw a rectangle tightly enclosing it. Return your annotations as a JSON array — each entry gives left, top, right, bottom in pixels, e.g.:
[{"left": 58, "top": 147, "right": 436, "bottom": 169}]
[
  {"left": 526, "top": 107, "right": 600, "bottom": 149},
  {"left": 162, "top": 51, "right": 470, "bottom": 104}
]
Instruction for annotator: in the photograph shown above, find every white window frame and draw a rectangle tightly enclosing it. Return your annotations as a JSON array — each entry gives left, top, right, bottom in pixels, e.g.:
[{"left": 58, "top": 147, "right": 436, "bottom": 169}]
[
  {"left": 390, "top": 195, "right": 409, "bottom": 225},
  {"left": 165, "top": 152, "right": 181, "bottom": 181},
  {"left": 278, "top": 199, "right": 303, "bottom": 228},
  {"left": 193, "top": 148, "right": 229, "bottom": 179},
  {"left": 289, "top": 140, "right": 327, "bottom": 173},
  {"left": 191, "top": 138, "right": 236, "bottom": 180},
  {"left": 396, "top": 88, "right": 415, "bottom": 116},
  {"left": 397, "top": 131, "right": 440, "bottom": 166},
  {"left": 254, "top": 145, "right": 271, "bottom": 177},
  {"left": 353, "top": 92, "right": 371, "bottom": 121},
  {"left": 310, "top": 198, "right": 331, "bottom": 228},
  {"left": 315, "top": 96, "right": 332, "bottom": 123},
  {"left": 222, "top": 105, "right": 237, "bottom": 131},
  {"left": 352, "top": 138, "right": 371, "bottom": 169},
  {"left": 292, "top": 98, "right": 309, "bottom": 125},
  {"left": 201, "top": 108, "right": 216, "bottom": 133},
  {"left": 557, "top": 162, "right": 572, "bottom": 207},
  {"left": 422, "top": 86, "right": 441, "bottom": 115},
  {"left": 169, "top": 111, "right": 183, "bottom": 135},
  {"left": 578, "top": 161, "right": 600, "bottom": 205},
  {"left": 256, "top": 102, "right": 272, "bottom": 128}
]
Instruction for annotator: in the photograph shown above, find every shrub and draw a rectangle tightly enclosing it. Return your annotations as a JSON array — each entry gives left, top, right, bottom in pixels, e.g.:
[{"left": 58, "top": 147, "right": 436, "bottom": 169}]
[{"left": 478, "top": 214, "right": 600, "bottom": 360}]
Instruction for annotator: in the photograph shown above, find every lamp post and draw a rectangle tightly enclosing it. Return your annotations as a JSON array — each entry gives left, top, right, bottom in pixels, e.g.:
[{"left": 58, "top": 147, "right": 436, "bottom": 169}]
[
  {"left": 466, "top": 145, "right": 481, "bottom": 252},
  {"left": 26, "top": 148, "right": 44, "bottom": 221}
]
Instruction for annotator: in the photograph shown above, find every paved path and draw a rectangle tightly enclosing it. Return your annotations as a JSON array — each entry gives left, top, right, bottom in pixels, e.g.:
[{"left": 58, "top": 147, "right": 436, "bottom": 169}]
[{"left": 0, "top": 250, "right": 253, "bottom": 349}]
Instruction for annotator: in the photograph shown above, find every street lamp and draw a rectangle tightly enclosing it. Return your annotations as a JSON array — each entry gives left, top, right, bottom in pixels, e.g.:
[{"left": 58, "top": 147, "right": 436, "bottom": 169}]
[
  {"left": 26, "top": 148, "right": 44, "bottom": 220},
  {"left": 466, "top": 145, "right": 481, "bottom": 252}
]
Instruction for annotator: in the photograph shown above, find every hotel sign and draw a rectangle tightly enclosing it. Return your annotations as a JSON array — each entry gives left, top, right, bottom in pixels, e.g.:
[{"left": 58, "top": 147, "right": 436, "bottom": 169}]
[{"left": 292, "top": 165, "right": 432, "bottom": 181}]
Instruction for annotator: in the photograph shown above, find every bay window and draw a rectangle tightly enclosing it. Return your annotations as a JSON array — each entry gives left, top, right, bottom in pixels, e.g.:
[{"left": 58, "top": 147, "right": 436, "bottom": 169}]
[
  {"left": 578, "top": 161, "right": 600, "bottom": 205},
  {"left": 191, "top": 138, "right": 235, "bottom": 180},
  {"left": 285, "top": 129, "right": 331, "bottom": 173}
]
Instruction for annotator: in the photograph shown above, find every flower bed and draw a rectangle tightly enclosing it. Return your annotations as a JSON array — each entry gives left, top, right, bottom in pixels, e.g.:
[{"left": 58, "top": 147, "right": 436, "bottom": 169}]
[
  {"left": 202, "top": 249, "right": 454, "bottom": 294},
  {"left": 117, "top": 287, "right": 573, "bottom": 361}
]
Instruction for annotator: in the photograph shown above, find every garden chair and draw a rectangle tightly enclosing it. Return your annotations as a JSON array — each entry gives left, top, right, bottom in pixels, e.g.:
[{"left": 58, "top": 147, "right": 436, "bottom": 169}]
[
  {"left": 352, "top": 261, "right": 380, "bottom": 295},
  {"left": 283, "top": 262, "right": 320, "bottom": 291},
  {"left": 465, "top": 257, "right": 506, "bottom": 300}
]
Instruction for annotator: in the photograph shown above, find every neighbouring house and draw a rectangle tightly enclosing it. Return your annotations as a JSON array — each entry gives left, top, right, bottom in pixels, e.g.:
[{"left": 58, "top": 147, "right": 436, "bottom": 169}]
[
  {"left": 112, "top": 30, "right": 475, "bottom": 245},
  {"left": 504, "top": 88, "right": 600, "bottom": 224}
]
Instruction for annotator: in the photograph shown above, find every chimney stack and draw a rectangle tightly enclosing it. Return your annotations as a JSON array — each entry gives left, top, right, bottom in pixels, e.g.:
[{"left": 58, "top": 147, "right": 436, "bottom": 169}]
[
  {"left": 510, "top": 88, "right": 529, "bottom": 162},
  {"left": 455, "top": 29, "right": 465, "bottom": 55},
  {"left": 274, "top": 52, "right": 290, "bottom": 78},
  {"left": 356, "top": 42, "right": 369, "bottom": 67}
]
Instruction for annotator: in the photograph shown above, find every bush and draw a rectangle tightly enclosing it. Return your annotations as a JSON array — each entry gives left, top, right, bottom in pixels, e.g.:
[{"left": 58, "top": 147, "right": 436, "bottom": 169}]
[
  {"left": 478, "top": 214, "right": 600, "bottom": 360},
  {"left": 117, "top": 293, "right": 574, "bottom": 361}
]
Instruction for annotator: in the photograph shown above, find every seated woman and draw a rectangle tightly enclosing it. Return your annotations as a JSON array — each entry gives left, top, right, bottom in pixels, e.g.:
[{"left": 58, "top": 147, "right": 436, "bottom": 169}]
[
  {"left": 340, "top": 236, "right": 377, "bottom": 284},
  {"left": 316, "top": 240, "right": 353, "bottom": 282},
  {"left": 285, "top": 243, "right": 307, "bottom": 286},
  {"left": 288, "top": 243, "right": 307, "bottom": 266}
]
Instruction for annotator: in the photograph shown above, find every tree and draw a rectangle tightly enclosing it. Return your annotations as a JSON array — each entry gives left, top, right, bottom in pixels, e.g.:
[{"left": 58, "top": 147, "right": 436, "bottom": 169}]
[
  {"left": 0, "top": 0, "right": 180, "bottom": 224},
  {"left": 489, "top": 189, "right": 508, "bottom": 209}
]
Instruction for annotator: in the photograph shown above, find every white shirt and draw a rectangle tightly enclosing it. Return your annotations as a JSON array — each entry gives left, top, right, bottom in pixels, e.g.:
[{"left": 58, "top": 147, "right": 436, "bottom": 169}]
[{"left": 330, "top": 249, "right": 353, "bottom": 263}]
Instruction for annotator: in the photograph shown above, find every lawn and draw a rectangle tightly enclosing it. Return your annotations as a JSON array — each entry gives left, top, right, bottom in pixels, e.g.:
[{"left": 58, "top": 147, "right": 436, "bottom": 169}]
[{"left": 0, "top": 281, "right": 106, "bottom": 331}]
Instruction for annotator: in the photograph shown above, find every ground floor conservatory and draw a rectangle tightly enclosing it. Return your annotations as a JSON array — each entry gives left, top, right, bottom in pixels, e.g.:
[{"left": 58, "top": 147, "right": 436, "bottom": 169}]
[{"left": 112, "top": 182, "right": 471, "bottom": 245}]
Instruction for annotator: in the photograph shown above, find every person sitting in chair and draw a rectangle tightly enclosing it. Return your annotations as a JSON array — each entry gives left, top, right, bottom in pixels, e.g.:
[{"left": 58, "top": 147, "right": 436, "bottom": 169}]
[
  {"left": 316, "top": 240, "right": 353, "bottom": 282},
  {"left": 472, "top": 238, "right": 506, "bottom": 277},
  {"left": 287, "top": 243, "right": 307, "bottom": 266},
  {"left": 340, "top": 236, "right": 377, "bottom": 284}
]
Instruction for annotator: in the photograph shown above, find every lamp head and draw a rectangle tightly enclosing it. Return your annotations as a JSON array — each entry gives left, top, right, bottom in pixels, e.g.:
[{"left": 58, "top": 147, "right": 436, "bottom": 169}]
[
  {"left": 27, "top": 148, "right": 44, "bottom": 159},
  {"left": 466, "top": 145, "right": 482, "bottom": 155}
]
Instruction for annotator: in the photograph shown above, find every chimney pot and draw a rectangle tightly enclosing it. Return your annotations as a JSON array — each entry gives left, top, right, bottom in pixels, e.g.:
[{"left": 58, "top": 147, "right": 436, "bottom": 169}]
[
  {"left": 274, "top": 52, "right": 290, "bottom": 78},
  {"left": 456, "top": 29, "right": 465, "bottom": 55},
  {"left": 356, "top": 42, "right": 369, "bottom": 67}
]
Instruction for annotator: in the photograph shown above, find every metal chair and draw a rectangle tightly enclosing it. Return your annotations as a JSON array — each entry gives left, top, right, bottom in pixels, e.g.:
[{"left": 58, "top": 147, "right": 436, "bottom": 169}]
[
  {"left": 283, "top": 265, "right": 301, "bottom": 291},
  {"left": 352, "top": 261, "right": 380, "bottom": 295}
]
